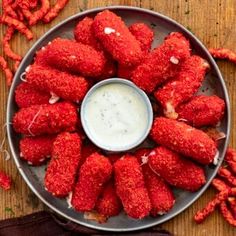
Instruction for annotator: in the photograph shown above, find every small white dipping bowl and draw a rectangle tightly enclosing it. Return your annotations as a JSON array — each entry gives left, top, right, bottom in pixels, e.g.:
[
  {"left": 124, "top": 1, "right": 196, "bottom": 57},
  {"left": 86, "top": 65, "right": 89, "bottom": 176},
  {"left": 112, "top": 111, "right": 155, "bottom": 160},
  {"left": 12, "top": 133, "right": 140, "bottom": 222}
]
[{"left": 80, "top": 78, "right": 153, "bottom": 152}]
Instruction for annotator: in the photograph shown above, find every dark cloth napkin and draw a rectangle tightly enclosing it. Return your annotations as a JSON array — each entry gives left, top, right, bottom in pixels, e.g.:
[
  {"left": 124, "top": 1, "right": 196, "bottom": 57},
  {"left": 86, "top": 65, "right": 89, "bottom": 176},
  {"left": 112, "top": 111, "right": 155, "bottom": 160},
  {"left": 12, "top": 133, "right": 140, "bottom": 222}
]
[{"left": 0, "top": 211, "right": 172, "bottom": 236}]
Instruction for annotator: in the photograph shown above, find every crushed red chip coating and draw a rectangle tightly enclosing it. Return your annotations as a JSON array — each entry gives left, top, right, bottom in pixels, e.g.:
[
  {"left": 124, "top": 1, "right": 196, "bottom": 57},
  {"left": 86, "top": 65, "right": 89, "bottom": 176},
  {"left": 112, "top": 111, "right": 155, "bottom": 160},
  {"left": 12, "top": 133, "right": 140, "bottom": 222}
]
[
  {"left": 43, "top": 0, "right": 69, "bottom": 23},
  {"left": 220, "top": 201, "right": 236, "bottom": 227},
  {"left": 96, "top": 181, "right": 122, "bottom": 217},
  {"left": 0, "top": 14, "right": 33, "bottom": 40},
  {"left": 135, "top": 149, "right": 175, "bottom": 216},
  {"left": 26, "top": 64, "right": 88, "bottom": 103},
  {"left": 20, "top": 135, "right": 55, "bottom": 165},
  {"left": 74, "top": 17, "right": 116, "bottom": 80},
  {"left": 42, "top": 38, "right": 105, "bottom": 77},
  {"left": 225, "top": 148, "right": 236, "bottom": 174},
  {"left": 177, "top": 95, "right": 225, "bottom": 127},
  {"left": 71, "top": 153, "right": 112, "bottom": 211},
  {"left": 155, "top": 55, "right": 210, "bottom": 119},
  {"left": 93, "top": 10, "right": 143, "bottom": 67},
  {"left": 45, "top": 132, "right": 82, "bottom": 197},
  {"left": 15, "top": 82, "right": 50, "bottom": 108},
  {"left": 129, "top": 23, "right": 154, "bottom": 53},
  {"left": 0, "top": 56, "right": 13, "bottom": 86},
  {"left": 218, "top": 167, "right": 236, "bottom": 186},
  {"left": 0, "top": 171, "right": 12, "bottom": 190},
  {"left": 209, "top": 48, "right": 236, "bottom": 64},
  {"left": 194, "top": 189, "right": 230, "bottom": 223},
  {"left": 148, "top": 147, "right": 206, "bottom": 191},
  {"left": 114, "top": 155, "right": 151, "bottom": 219},
  {"left": 150, "top": 117, "right": 217, "bottom": 165},
  {"left": 3, "top": 27, "right": 22, "bottom": 61},
  {"left": 13, "top": 102, "right": 78, "bottom": 135},
  {"left": 131, "top": 32, "right": 191, "bottom": 93}
]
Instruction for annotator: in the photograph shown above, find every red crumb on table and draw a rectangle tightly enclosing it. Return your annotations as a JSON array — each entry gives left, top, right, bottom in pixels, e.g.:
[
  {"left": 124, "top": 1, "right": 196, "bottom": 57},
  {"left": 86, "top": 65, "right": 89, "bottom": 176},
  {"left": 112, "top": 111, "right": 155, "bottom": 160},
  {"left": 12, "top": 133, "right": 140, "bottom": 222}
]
[
  {"left": 13, "top": 102, "right": 78, "bottom": 135},
  {"left": 0, "top": 171, "right": 11, "bottom": 190},
  {"left": 93, "top": 10, "right": 143, "bottom": 67},
  {"left": 225, "top": 148, "right": 236, "bottom": 174},
  {"left": 15, "top": 82, "right": 50, "bottom": 108},
  {"left": 131, "top": 32, "right": 191, "bottom": 93},
  {"left": 155, "top": 55, "right": 209, "bottom": 119},
  {"left": 150, "top": 117, "right": 217, "bottom": 165},
  {"left": 209, "top": 48, "right": 236, "bottom": 64},
  {"left": 45, "top": 132, "right": 82, "bottom": 197},
  {"left": 42, "top": 38, "right": 106, "bottom": 77},
  {"left": 114, "top": 155, "right": 151, "bottom": 219},
  {"left": 71, "top": 153, "right": 112, "bottom": 211},
  {"left": 194, "top": 189, "right": 231, "bottom": 223},
  {"left": 148, "top": 147, "right": 206, "bottom": 192},
  {"left": 26, "top": 64, "right": 88, "bottom": 103},
  {"left": 135, "top": 149, "right": 175, "bottom": 216},
  {"left": 20, "top": 135, "right": 55, "bottom": 165},
  {"left": 96, "top": 181, "right": 122, "bottom": 217},
  {"left": 43, "top": 0, "right": 69, "bottom": 23},
  {"left": 177, "top": 95, "right": 225, "bottom": 127}
]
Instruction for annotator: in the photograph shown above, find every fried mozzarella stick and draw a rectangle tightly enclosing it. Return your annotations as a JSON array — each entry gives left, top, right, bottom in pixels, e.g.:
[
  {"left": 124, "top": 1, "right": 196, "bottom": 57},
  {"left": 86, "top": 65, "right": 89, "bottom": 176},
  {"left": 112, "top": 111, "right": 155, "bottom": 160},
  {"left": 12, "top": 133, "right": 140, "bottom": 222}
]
[{"left": 150, "top": 117, "right": 217, "bottom": 165}]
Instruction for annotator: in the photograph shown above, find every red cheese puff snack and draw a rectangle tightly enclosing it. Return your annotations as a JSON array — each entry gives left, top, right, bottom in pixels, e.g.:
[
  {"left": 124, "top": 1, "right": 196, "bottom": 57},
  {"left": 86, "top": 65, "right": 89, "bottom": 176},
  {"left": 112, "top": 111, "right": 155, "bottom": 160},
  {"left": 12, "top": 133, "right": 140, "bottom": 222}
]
[
  {"left": 131, "top": 32, "right": 191, "bottom": 93},
  {"left": 43, "top": 38, "right": 106, "bottom": 77},
  {"left": 150, "top": 117, "right": 217, "bottom": 165},
  {"left": 71, "top": 152, "right": 112, "bottom": 211},
  {"left": 177, "top": 95, "right": 225, "bottom": 127},
  {"left": 13, "top": 102, "right": 78, "bottom": 136},
  {"left": 0, "top": 56, "right": 13, "bottom": 86},
  {"left": 155, "top": 55, "right": 210, "bottom": 119},
  {"left": 114, "top": 155, "right": 151, "bottom": 219},
  {"left": 148, "top": 147, "right": 206, "bottom": 191},
  {"left": 93, "top": 10, "right": 143, "bottom": 67},
  {"left": 96, "top": 181, "right": 122, "bottom": 217},
  {"left": 20, "top": 135, "right": 55, "bottom": 165},
  {"left": 15, "top": 82, "right": 50, "bottom": 108},
  {"left": 225, "top": 148, "right": 236, "bottom": 174},
  {"left": 44, "top": 132, "right": 81, "bottom": 197},
  {"left": 26, "top": 64, "right": 88, "bottom": 103},
  {"left": 135, "top": 149, "right": 175, "bottom": 216},
  {"left": 209, "top": 48, "right": 236, "bottom": 64}
]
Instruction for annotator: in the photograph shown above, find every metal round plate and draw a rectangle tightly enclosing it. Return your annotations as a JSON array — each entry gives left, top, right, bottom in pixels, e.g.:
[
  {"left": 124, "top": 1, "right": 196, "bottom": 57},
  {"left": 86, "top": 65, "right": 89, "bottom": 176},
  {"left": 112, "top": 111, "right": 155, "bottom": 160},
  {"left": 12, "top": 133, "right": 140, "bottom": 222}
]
[{"left": 7, "top": 6, "right": 230, "bottom": 232}]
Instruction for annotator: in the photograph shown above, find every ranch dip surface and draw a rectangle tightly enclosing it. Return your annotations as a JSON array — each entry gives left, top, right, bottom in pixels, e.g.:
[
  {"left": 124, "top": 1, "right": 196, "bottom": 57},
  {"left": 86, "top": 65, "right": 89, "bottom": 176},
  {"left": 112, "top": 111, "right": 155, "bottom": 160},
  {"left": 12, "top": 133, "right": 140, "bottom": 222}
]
[{"left": 83, "top": 83, "right": 149, "bottom": 150}]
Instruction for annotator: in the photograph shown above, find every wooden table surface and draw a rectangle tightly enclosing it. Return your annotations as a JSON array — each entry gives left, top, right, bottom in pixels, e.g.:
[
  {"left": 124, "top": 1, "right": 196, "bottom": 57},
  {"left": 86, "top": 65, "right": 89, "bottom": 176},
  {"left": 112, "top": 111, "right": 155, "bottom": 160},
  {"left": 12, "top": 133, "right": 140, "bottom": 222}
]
[{"left": 0, "top": 0, "right": 236, "bottom": 235}]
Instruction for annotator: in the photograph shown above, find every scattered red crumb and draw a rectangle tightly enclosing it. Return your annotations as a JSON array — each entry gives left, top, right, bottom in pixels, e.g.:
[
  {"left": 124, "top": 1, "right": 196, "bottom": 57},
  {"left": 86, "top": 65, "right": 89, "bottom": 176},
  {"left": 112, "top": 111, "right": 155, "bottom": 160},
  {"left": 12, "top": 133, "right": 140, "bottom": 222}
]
[{"left": 0, "top": 171, "right": 12, "bottom": 190}]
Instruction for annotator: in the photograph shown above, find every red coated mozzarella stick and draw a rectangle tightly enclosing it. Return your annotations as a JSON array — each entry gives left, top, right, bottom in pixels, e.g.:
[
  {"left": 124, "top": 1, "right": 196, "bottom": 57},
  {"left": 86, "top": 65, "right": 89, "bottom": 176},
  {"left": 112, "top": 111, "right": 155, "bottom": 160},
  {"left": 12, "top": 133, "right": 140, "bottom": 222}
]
[
  {"left": 74, "top": 17, "right": 116, "bottom": 80},
  {"left": 135, "top": 149, "right": 175, "bottom": 216},
  {"left": 20, "top": 135, "right": 55, "bottom": 165},
  {"left": 93, "top": 10, "right": 143, "bottom": 67},
  {"left": 155, "top": 55, "right": 210, "bottom": 119},
  {"left": 131, "top": 32, "right": 191, "bottom": 93},
  {"left": 96, "top": 181, "right": 122, "bottom": 217},
  {"left": 71, "top": 153, "right": 112, "bottom": 211},
  {"left": 148, "top": 147, "right": 206, "bottom": 191},
  {"left": 26, "top": 64, "right": 88, "bottom": 103},
  {"left": 45, "top": 132, "right": 82, "bottom": 197},
  {"left": 150, "top": 117, "right": 217, "bottom": 165},
  {"left": 177, "top": 95, "right": 225, "bottom": 127},
  {"left": 13, "top": 102, "right": 78, "bottom": 136},
  {"left": 43, "top": 38, "right": 106, "bottom": 77},
  {"left": 15, "top": 82, "right": 50, "bottom": 108},
  {"left": 114, "top": 155, "right": 151, "bottom": 219}
]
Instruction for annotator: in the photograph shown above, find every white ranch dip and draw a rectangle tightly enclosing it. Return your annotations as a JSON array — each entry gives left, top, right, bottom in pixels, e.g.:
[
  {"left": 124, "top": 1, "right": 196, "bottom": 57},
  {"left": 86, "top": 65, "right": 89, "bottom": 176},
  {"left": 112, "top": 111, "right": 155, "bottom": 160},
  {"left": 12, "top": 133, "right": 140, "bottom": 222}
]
[{"left": 83, "top": 83, "right": 149, "bottom": 150}]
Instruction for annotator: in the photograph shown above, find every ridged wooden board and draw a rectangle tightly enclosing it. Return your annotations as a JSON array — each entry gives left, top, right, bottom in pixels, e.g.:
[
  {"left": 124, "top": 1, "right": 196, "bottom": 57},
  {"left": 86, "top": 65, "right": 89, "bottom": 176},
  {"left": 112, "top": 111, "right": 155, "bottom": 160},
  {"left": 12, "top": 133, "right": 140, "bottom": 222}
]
[{"left": 0, "top": 0, "right": 235, "bottom": 235}]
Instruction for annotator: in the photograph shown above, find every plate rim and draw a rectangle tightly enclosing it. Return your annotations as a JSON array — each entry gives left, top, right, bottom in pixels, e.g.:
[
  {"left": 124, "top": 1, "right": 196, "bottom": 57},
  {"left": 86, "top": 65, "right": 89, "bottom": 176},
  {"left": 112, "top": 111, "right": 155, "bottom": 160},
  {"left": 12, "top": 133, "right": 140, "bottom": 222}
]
[{"left": 6, "top": 5, "right": 231, "bottom": 232}]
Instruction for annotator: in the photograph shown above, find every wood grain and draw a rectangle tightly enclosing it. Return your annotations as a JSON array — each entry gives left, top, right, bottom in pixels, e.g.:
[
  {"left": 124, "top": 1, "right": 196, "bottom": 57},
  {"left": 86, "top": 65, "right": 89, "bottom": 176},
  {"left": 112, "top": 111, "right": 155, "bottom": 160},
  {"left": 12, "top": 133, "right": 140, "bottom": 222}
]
[{"left": 0, "top": 0, "right": 235, "bottom": 235}]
